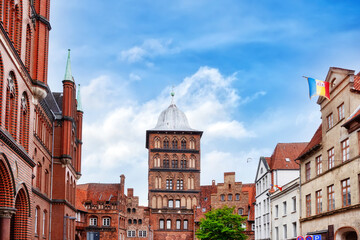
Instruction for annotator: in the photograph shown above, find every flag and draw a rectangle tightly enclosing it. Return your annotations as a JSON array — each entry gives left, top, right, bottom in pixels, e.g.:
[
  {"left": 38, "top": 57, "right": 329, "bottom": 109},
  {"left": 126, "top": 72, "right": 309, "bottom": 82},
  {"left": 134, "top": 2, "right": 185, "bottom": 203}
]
[
  {"left": 270, "top": 184, "right": 283, "bottom": 191},
  {"left": 307, "top": 77, "right": 330, "bottom": 100}
]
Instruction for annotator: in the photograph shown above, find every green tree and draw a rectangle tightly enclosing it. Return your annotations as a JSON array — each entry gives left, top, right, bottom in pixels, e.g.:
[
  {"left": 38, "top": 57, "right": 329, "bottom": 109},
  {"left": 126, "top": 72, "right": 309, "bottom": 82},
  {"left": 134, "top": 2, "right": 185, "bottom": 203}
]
[{"left": 196, "top": 206, "right": 248, "bottom": 240}]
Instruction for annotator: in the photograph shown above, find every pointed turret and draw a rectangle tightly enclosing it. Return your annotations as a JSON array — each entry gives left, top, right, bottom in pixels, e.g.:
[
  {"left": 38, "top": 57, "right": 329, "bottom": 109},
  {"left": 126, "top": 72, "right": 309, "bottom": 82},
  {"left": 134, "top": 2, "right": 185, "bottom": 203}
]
[
  {"left": 64, "top": 49, "right": 73, "bottom": 81},
  {"left": 77, "top": 84, "right": 83, "bottom": 112}
]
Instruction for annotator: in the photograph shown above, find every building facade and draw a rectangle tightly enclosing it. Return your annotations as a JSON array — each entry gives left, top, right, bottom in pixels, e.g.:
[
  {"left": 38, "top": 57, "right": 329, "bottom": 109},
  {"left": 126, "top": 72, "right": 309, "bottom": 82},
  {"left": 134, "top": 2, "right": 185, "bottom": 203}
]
[
  {"left": 196, "top": 172, "right": 256, "bottom": 240},
  {"left": 270, "top": 178, "right": 300, "bottom": 240},
  {"left": 146, "top": 103, "right": 203, "bottom": 240},
  {"left": 254, "top": 143, "right": 307, "bottom": 240},
  {"left": 0, "top": 1, "right": 83, "bottom": 239},
  {"left": 297, "top": 68, "right": 360, "bottom": 240}
]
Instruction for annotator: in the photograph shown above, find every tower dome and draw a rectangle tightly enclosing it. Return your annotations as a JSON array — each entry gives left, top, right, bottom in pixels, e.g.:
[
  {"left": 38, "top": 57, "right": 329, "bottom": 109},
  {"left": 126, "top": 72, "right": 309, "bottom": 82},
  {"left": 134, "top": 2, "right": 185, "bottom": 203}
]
[{"left": 153, "top": 104, "right": 194, "bottom": 131}]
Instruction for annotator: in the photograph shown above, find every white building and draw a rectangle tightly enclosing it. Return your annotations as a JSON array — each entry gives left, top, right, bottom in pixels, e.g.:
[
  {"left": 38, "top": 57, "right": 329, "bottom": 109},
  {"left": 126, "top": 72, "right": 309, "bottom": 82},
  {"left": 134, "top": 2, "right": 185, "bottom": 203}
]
[
  {"left": 255, "top": 143, "right": 307, "bottom": 240},
  {"left": 270, "top": 178, "right": 300, "bottom": 240}
]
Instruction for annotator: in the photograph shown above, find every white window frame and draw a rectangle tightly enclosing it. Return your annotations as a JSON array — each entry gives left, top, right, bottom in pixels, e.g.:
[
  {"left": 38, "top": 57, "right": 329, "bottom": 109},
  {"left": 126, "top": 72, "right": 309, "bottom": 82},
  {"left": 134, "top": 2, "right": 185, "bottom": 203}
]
[
  {"left": 89, "top": 217, "right": 97, "bottom": 226},
  {"left": 103, "top": 217, "right": 110, "bottom": 226}
]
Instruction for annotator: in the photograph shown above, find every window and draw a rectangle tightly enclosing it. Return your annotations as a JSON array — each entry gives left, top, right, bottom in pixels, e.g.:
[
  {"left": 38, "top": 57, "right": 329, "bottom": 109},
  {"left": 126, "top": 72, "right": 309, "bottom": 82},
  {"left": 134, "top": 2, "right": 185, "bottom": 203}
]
[
  {"left": 283, "top": 224, "right": 287, "bottom": 239},
  {"left": 275, "top": 205, "right": 278, "bottom": 218},
  {"left": 139, "top": 230, "right": 147, "bottom": 237},
  {"left": 189, "top": 138, "right": 195, "bottom": 149},
  {"left": 328, "top": 148, "right": 334, "bottom": 169},
  {"left": 163, "top": 139, "right": 169, "bottom": 149},
  {"left": 327, "top": 113, "right": 333, "bottom": 129},
  {"left": 342, "top": 178, "right": 351, "bottom": 207},
  {"left": 42, "top": 211, "right": 46, "bottom": 235},
  {"left": 283, "top": 201, "right": 287, "bottom": 215},
  {"left": 341, "top": 139, "right": 349, "bottom": 162},
  {"left": 327, "top": 185, "right": 335, "bottom": 211},
  {"left": 128, "top": 219, "right": 132, "bottom": 224},
  {"left": 163, "top": 155, "right": 169, "bottom": 168},
  {"left": 306, "top": 194, "right": 311, "bottom": 217},
  {"left": 168, "top": 200, "right": 174, "bottom": 208},
  {"left": 220, "top": 194, "right": 225, "bottom": 201},
  {"left": 35, "top": 207, "right": 39, "bottom": 234},
  {"left": 138, "top": 219, "right": 142, "bottom": 224},
  {"left": 127, "top": 208, "right": 131, "bottom": 213},
  {"left": 180, "top": 159, "right": 187, "bottom": 168},
  {"left": 159, "top": 219, "right": 164, "bottom": 229},
  {"left": 176, "top": 200, "right": 180, "bottom": 208},
  {"left": 172, "top": 160, "right": 178, "bottom": 168},
  {"left": 316, "top": 155, "right": 322, "bottom": 175},
  {"left": 103, "top": 217, "right": 110, "bottom": 226},
  {"left": 235, "top": 194, "right": 240, "bottom": 201},
  {"left": 238, "top": 208, "right": 244, "bottom": 215},
  {"left": 305, "top": 162, "right": 311, "bottom": 181},
  {"left": 228, "top": 194, "right": 233, "bottom": 201},
  {"left": 154, "top": 137, "right": 160, "bottom": 148},
  {"left": 292, "top": 197, "right": 296, "bottom": 212},
  {"left": 316, "top": 190, "right": 322, "bottom": 214},
  {"left": 292, "top": 222, "right": 297, "bottom": 238},
  {"left": 90, "top": 217, "right": 98, "bottom": 226},
  {"left": 172, "top": 139, "right": 178, "bottom": 149},
  {"left": 338, "top": 103, "right": 344, "bottom": 121},
  {"left": 133, "top": 219, "right": 137, "bottom": 224},
  {"left": 177, "top": 179, "right": 183, "bottom": 190},
  {"left": 183, "top": 220, "right": 188, "bottom": 230},
  {"left": 127, "top": 230, "right": 135, "bottom": 237},
  {"left": 252, "top": 223, "right": 255, "bottom": 231},
  {"left": 275, "top": 227, "right": 279, "bottom": 240},
  {"left": 166, "top": 219, "right": 171, "bottom": 229},
  {"left": 132, "top": 208, "right": 136, "bottom": 213},
  {"left": 176, "top": 220, "right": 181, "bottom": 229},
  {"left": 166, "top": 179, "right": 173, "bottom": 189},
  {"left": 181, "top": 139, "right": 186, "bottom": 149}
]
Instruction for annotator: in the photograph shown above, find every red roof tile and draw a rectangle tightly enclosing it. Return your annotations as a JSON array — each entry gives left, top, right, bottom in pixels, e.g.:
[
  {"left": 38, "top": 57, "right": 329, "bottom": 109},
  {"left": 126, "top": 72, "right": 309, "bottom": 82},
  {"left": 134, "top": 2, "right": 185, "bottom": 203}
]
[
  {"left": 77, "top": 183, "right": 122, "bottom": 203},
  {"left": 76, "top": 188, "right": 88, "bottom": 212},
  {"left": 268, "top": 142, "right": 308, "bottom": 170},
  {"left": 353, "top": 72, "right": 360, "bottom": 91},
  {"left": 242, "top": 183, "right": 255, "bottom": 221},
  {"left": 297, "top": 125, "right": 322, "bottom": 160}
]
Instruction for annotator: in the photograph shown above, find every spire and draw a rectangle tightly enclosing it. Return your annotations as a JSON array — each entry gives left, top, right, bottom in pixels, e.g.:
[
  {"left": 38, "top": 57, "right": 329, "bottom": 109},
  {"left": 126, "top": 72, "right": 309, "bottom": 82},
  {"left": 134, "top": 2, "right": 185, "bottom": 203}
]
[
  {"left": 64, "top": 49, "right": 73, "bottom": 81},
  {"left": 77, "top": 84, "right": 83, "bottom": 111},
  {"left": 171, "top": 86, "right": 175, "bottom": 105}
]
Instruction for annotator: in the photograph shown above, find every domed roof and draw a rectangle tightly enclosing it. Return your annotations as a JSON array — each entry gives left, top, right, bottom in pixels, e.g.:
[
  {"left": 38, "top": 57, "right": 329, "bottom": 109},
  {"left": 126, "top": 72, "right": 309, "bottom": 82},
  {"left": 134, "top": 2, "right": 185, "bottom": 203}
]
[{"left": 153, "top": 104, "right": 194, "bottom": 131}]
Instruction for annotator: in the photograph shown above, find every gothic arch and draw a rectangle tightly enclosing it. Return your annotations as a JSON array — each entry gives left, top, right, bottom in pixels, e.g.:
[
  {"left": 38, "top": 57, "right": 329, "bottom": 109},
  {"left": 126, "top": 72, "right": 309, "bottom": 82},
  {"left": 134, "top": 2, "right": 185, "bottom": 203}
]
[
  {"left": 0, "top": 153, "right": 16, "bottom": 208},
  {"left": 19, "top": 92, "right": 30, "bottom": 151},
  {"left": 154, "top": 136, "right": 161, "bottom": 148},
  {"left": 11, "top": 183, "right": 31, "bottom": 239},
  {"left": 14, "top": 1, "right": 23, "bottom": 53},
  {"left": 5, "top": 71, "right": 18, "bottom": 139}
]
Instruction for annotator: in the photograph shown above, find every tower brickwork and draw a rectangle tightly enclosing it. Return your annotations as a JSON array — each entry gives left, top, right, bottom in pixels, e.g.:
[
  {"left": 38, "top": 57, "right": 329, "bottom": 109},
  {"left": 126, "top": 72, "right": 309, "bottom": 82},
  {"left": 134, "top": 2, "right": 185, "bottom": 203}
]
[{"left": 146, "top": 103, "right": 203, "bottom": 240}]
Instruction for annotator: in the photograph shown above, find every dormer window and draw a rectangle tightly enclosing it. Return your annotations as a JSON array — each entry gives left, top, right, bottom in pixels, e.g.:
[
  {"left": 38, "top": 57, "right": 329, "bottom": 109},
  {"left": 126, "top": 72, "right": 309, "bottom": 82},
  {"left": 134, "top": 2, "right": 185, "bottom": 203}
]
[{"left": 285, "top": 158, "right": 290, "bottom": 162}]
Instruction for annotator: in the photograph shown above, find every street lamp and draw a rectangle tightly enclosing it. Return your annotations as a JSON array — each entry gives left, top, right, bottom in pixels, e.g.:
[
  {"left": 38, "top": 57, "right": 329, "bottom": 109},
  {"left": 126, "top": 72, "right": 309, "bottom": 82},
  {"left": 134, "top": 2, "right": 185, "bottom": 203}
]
[{"left": 63, "top": 215, "right": 77, "bottom": 240}]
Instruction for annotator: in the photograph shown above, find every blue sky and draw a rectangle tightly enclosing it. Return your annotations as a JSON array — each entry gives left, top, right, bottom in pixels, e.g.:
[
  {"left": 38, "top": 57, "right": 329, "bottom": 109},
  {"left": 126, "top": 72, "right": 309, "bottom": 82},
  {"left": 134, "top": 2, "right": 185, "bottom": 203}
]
[{"left": 48, "top": 0, "right": 360, "bottom": 205}]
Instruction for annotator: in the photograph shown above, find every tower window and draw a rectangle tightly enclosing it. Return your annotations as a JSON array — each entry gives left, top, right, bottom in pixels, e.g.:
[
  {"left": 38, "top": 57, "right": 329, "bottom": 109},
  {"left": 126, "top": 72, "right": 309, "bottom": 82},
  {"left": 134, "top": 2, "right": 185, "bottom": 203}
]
[
  {"left": 172, "top": 139, "right": 178, "bottom": 149},
  {"left": 163, "top": 139, "right": 169, "bottom": 149},
  {"left": 181, "top": 139, "right": 186, "bottom": 149}
]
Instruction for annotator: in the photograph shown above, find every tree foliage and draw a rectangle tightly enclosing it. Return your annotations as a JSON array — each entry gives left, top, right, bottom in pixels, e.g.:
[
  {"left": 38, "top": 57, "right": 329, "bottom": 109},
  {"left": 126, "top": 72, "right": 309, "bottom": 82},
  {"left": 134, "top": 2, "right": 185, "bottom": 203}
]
[{"left": 196, "top": 206, "right": 248, "bottom": 240}]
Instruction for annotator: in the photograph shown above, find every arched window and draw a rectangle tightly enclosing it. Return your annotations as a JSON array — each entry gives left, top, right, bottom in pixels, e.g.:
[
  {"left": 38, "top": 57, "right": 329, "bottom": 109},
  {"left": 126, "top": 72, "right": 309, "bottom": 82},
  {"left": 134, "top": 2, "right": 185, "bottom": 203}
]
[
  {"left": 138, "top": 219, "right": 142, "bottom": 224},
  {"left": 127, "top": 208, "right": 131, "bottom": 213},
  {"left": 159, "top": 219, "right": 164, "bottom": 229},
  {"left": 181, "top": 155, "right": 187, "bottom": 169},
  {"left": 35, "top": 207, "right": 40, "bottom": 235},
  {"left": 171, "top": 154, "right": 178, "bottom": 168},
  {"left": 181, "top": 139, "right": 186, "bottom": 149},
  {"left": 166, "top": 219, "right": 171, "bottom": 229},
  {"left": 163, "top": 155, "right": 169, "bottom": 168},
  {"left": 5, "top": 72, "right": 18, "bottom": 138},
  {"left": 36, "top": 162, "right": 42, "bottom": 189},
  {"left": 176, "top": 219, "right": 181, "bottom": 229},
  {"left": 42, "top": 210, "right": 47, "bottom": 236},
  {"left": 14, "top": 3, "right": 23, "bottom": 53},
  {"left": 238, "top": 208, "right": 244, "bottom": 215},
  {"left": 190, "top": 155, "right": 196, "bottom": 168},
  {"left": 228, "top": 194, "right": 233, "bottom": 201},
  {"left": 190, "top": 138, "right": 195, "bottom": 149},
  {"left": 220, "top": 194, "right": 225, "bottom": 202},
  {"left": 172, "top": 138, "right": 178, "bottom": 149},
  {"left": 177, "top": 179, "right": 184, "bottom": 190},
  {"left": 235, "top": 194, "right": 240, "bottom": 201},
  {"left": 20, "top": 93, "right": 30, "bottom": 151},
  {"left": 89, "top": 216, "right": 98, "bottom": 226},
  {"left": 25, "top": 25, "right": 32, "bottom": 71},
  {"left": 168, "top": 199, "right": 174, "bottom": 208},
  {"left": 183, "top": 220, "right": 188, "bottom": 230},
  {"left": 133, "top": 219, "right": 137, "bottom": 224},
  {"left": 128, "top": 219, "right": 132, "bottom": 224},
  {"left": 163, "top": 138, "right": 169, "bottom": 149},
  {"left": 103, "top": 217, "right": 111, "bottom": 226},
  {"left": 154, "top": 137, "right": 160, "bottom": 148},
  {"left": 132, "top": 208, "right": 136, "bottom": 213},
  {"left": 166, "top": 178, "right": 173, "bottom": 190}
]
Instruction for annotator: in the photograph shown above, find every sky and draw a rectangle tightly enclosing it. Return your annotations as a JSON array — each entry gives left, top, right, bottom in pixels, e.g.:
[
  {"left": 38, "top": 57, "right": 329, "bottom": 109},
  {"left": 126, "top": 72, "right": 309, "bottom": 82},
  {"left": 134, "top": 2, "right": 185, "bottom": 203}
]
[{"left": 48, "top": 0, "right": 360, "bottom": 205}]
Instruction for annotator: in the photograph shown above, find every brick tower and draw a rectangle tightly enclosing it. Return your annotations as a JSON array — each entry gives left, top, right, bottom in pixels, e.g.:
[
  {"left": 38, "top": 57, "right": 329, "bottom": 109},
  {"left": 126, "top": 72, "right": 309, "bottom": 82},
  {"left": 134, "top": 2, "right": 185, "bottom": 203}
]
[{"left": 146, "top": 94, "right": 203, "bottom": 240}]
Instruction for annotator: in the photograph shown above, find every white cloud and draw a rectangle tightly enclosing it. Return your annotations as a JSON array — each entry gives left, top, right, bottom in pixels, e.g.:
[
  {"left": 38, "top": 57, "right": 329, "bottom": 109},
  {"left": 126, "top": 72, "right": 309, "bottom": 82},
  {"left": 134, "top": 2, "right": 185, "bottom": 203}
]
[
  {"left": 120, "top": 39, "right": 179, "bottom": 63},
  {"left": 129, "top": 73, "right": 141, "bottom": 82}
]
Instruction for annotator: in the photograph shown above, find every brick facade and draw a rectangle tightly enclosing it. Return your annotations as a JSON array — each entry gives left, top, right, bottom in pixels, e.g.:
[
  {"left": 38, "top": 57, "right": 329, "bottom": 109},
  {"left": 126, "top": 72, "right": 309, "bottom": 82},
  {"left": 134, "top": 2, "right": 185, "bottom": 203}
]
[{"left": 0, "top": 1, "right": 83, "bottom": 239}]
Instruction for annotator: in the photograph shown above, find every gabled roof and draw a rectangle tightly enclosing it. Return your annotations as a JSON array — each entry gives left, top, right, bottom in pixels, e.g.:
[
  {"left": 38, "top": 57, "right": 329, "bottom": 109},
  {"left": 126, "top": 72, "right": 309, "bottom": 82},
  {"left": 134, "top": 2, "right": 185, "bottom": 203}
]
[
  {"left": 254, "top": 157, "right": 270, "bottom": 182},
  {"left": 76, "top": 188, "right": 88, "bottom": 212},
  {"left": 297, "top": 124, "right": 322, "bottom": 160},
  {"left": 77, "top": 183, "right": 121, "bottom": 203},
  {"left": 268, "top": 142, "right": 308, "bottom": 169},
  {"left": 353, "top": 72, "right": 360, "bottom": 91}
]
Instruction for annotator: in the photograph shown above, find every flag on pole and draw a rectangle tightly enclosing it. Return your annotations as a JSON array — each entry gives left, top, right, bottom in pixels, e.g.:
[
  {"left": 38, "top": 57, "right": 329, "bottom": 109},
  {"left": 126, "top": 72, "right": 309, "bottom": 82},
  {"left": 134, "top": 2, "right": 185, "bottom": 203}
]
[
  {"left": 307, "top": 77, "right": 330, "bottom": 100},
  {"left": 270, "top": 184, "right": 283, "bottom": 191}
]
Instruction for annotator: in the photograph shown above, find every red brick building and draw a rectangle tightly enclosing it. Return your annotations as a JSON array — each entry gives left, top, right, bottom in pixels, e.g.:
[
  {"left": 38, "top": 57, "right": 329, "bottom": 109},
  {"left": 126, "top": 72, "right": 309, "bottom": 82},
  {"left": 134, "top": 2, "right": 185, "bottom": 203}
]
[
  {"left": 0, "top": 1, "right": 83, "bottom": 239},
  {"left": 146, "top": 102, "right": 203, "bottom": 240},
  {"left": 196, "top": 172, "right": 256, "bottom": 240},
  {"left": 75, "top": 176, "right": 150, "bottom": 240}
]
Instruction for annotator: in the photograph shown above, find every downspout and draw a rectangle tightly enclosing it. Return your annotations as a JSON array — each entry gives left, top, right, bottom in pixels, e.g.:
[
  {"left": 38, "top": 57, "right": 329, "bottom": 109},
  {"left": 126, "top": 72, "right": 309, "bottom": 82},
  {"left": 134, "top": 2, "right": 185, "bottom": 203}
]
[{"left": 49, "top": 110, "right": 56, "bottom": 240}]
